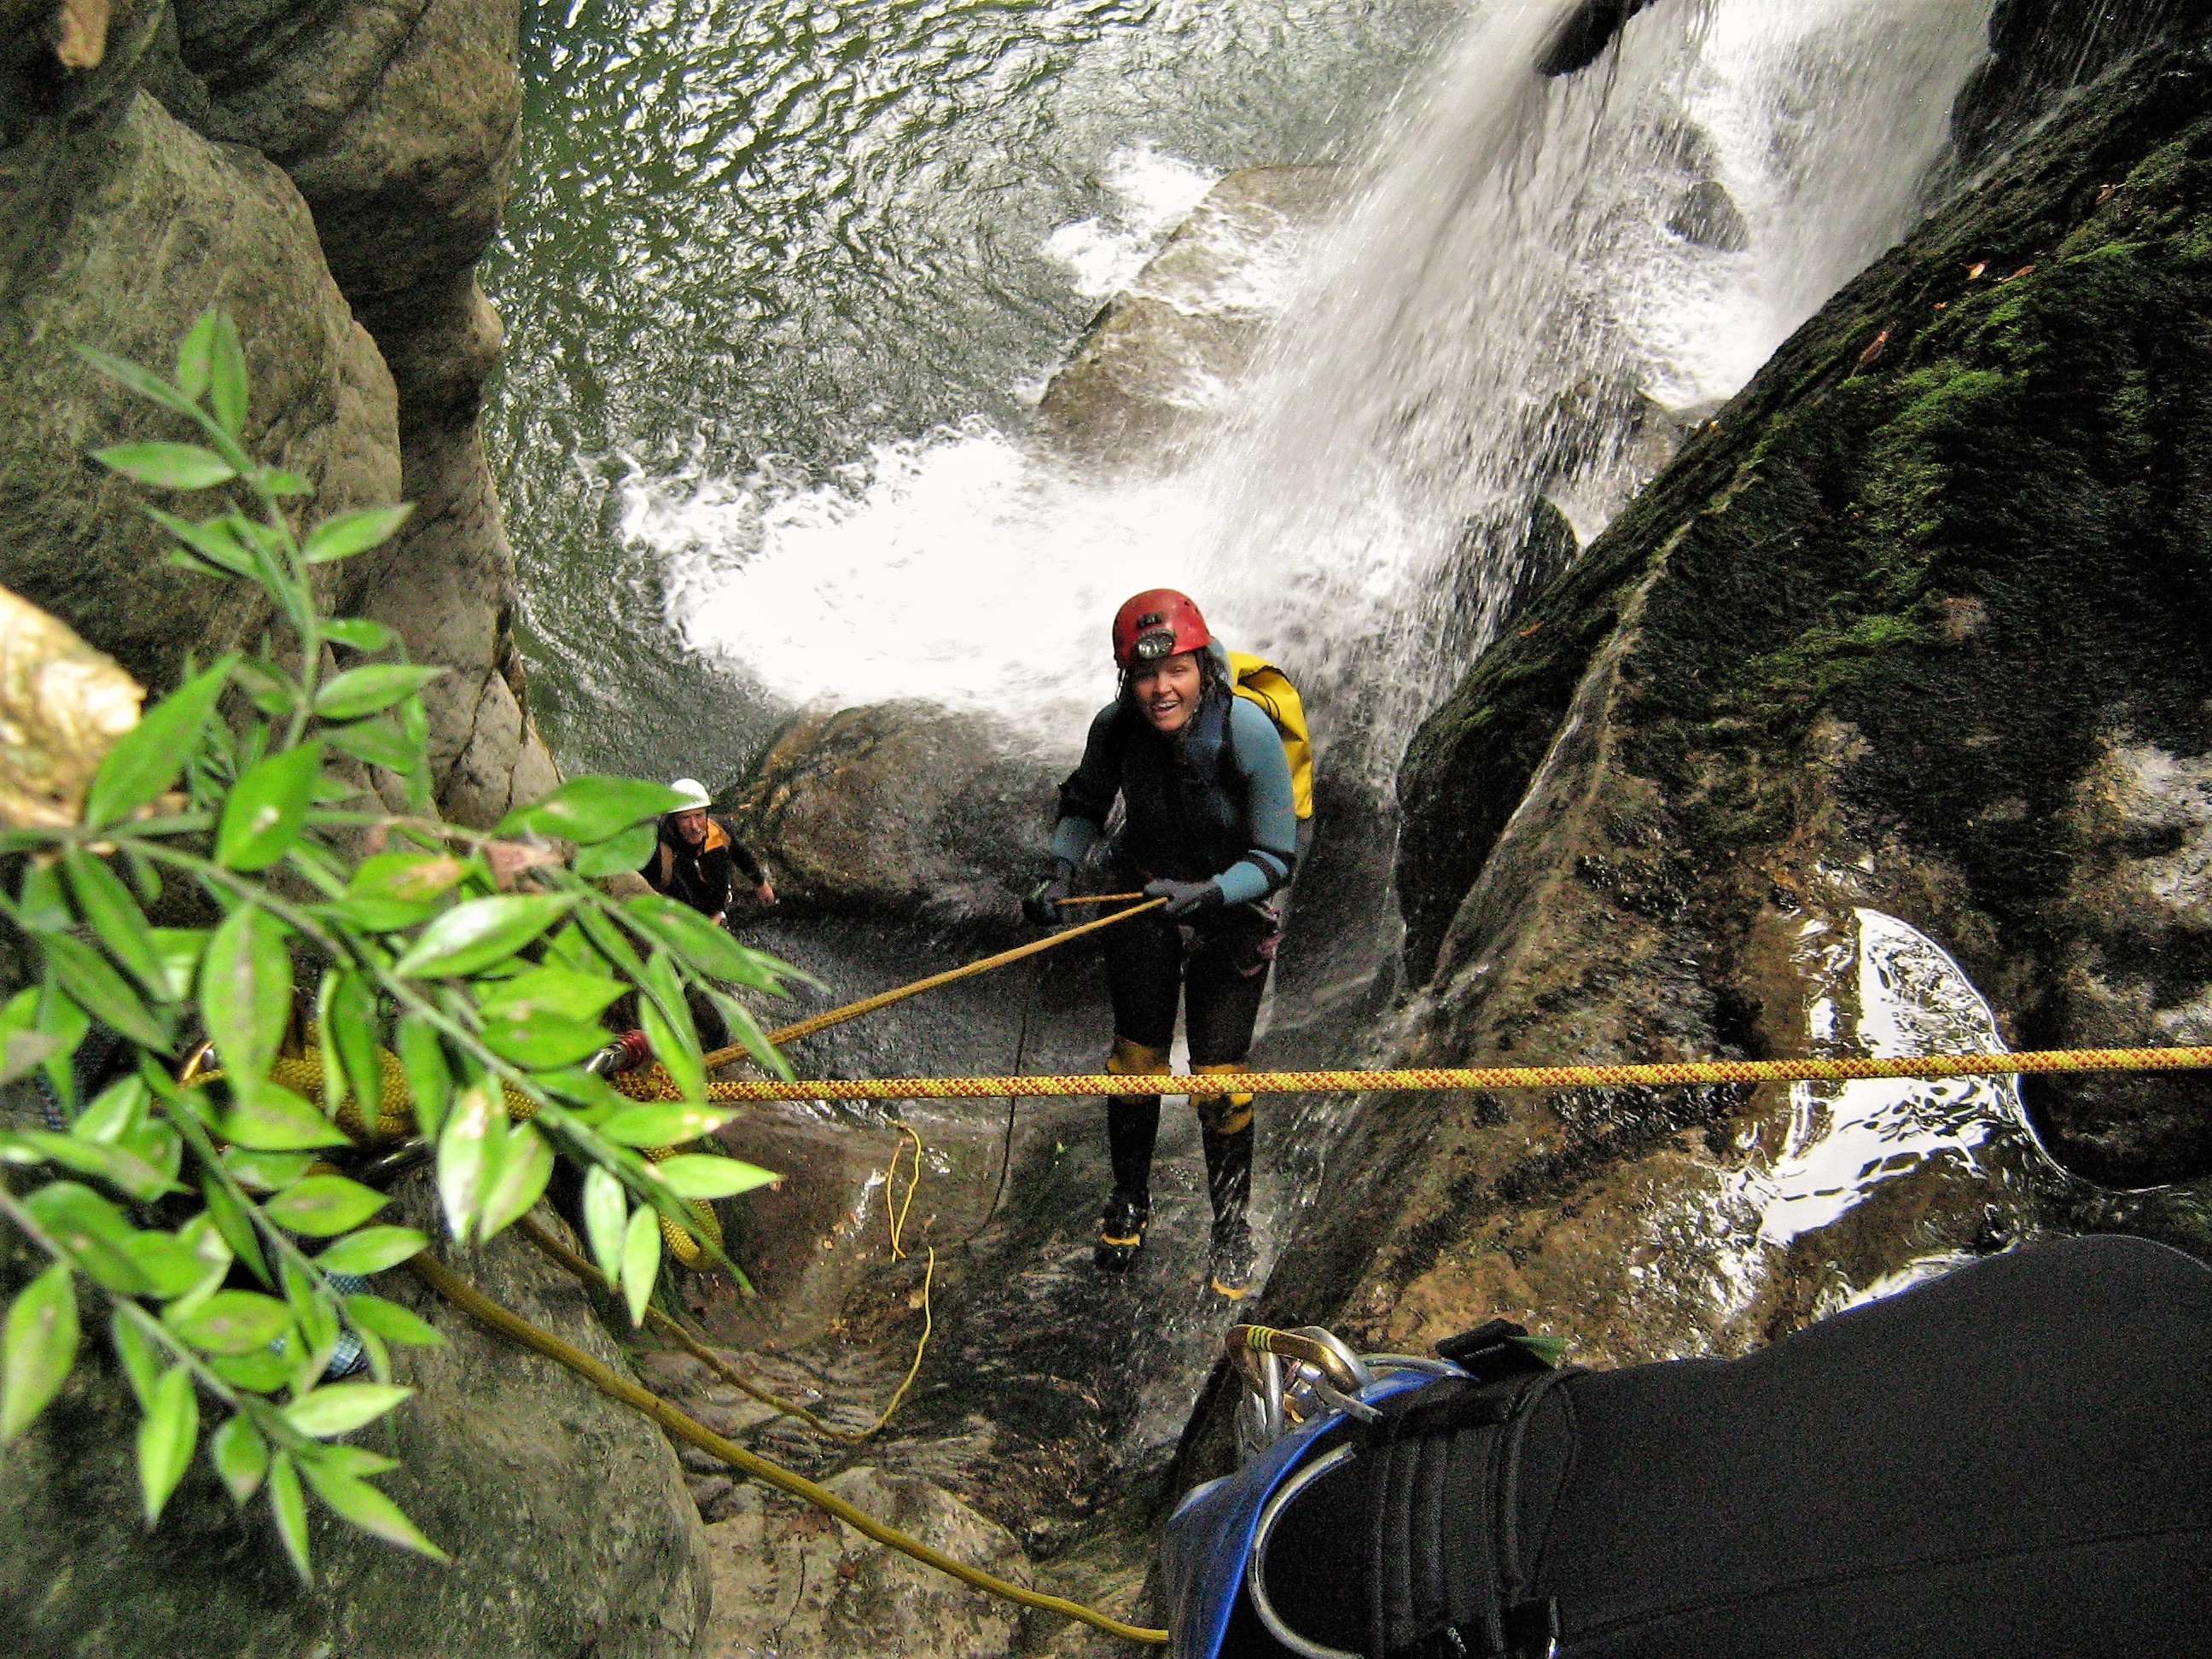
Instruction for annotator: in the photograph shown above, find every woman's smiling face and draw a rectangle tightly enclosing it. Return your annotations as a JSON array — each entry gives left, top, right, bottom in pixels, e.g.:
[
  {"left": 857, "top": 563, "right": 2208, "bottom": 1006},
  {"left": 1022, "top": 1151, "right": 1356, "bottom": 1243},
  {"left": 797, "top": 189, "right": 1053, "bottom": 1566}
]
[{"left": 1132, "top": 651, "right": 1203, "bottom": 734}]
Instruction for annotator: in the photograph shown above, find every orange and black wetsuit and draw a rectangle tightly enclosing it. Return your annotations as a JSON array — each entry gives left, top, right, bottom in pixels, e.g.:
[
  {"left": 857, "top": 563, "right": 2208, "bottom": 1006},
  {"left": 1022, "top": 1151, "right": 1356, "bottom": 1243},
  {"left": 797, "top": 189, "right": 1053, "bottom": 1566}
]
[{"left": 640, "top": 814, "right": 765, "bottom": 919}]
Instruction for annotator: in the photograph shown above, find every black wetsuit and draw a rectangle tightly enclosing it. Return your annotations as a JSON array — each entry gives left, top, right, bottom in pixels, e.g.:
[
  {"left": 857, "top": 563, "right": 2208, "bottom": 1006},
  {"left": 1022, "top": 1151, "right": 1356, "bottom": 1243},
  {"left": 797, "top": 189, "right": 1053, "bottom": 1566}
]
[{"left": 1246, "top": 1234, "right": 2212, "bottom": 1659}]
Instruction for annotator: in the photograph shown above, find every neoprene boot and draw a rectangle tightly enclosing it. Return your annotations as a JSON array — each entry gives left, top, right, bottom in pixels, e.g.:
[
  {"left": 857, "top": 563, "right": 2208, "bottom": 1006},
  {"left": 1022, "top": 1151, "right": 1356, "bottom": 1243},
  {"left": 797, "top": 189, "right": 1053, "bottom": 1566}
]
[
  {"left": 1098, "top": 1093, "right": 1158, "bottom": 1270},
  {"left": 1196, "top": 1061, "right": 1256, "bottom": 1298}
]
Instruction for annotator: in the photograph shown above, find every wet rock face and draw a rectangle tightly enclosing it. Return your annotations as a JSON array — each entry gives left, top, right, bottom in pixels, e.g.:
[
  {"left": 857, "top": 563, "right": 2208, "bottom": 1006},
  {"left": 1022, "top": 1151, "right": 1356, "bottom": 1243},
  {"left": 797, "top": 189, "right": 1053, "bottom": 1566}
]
[
  {"left": 1036, "top": 166, "right": 1345, "bottom": 470},
  {"left": 0, "top": 1187, "right": 708, "bottom": 1659},
  {"left": 0, "top": 0, "right": 554, "bottom": 826},
  {"left": 1190, "top": 27, "right": 2212, "bottom": 1452},
  {"left": 725, "top": 702, "right": 1057, "bottom": 933},
  {"left": 696, "top": 1466, "right": 1028, "bottom": 1659}
]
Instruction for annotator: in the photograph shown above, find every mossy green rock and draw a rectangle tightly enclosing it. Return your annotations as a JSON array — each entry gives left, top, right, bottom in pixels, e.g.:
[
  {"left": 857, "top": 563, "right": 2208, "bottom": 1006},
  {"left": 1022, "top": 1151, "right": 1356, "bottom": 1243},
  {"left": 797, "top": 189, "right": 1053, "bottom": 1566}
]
[{"left": 1400, "top": 38, "right": 2212, "bottom": 1188}]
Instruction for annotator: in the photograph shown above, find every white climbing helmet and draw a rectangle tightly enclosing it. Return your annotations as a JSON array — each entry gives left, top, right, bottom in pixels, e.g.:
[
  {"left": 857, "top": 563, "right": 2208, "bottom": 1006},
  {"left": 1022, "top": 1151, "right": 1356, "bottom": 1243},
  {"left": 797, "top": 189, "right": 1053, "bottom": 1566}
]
[{"left": 668, "top": 777, "right": 712, "bottom": 812}]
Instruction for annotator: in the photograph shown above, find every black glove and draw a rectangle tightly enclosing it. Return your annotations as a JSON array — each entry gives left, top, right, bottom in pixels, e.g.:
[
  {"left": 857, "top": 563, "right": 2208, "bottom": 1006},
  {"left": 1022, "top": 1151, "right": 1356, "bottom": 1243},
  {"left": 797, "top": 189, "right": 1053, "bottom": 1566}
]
[
  {"left": 1143, "top": 876, "right": 1223, "bottom": 919},
  {"left": 1025, "top": 859, "right": 1078, "bottom": 926}
]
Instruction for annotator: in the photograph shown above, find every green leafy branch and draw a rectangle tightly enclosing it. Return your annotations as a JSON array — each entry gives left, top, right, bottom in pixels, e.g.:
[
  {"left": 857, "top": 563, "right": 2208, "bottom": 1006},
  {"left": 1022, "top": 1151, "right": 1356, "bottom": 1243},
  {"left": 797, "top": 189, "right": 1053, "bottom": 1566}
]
[{"left": 0, "top": 311, "right": 795, "bottom": 1582}]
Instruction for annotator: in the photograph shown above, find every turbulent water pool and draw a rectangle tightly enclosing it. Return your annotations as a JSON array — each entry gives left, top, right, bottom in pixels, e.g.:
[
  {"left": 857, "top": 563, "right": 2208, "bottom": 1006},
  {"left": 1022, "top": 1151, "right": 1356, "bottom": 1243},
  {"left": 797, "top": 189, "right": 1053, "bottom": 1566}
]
[{"left": 487, "top": 0, "right": 1461, "bottom": 779}]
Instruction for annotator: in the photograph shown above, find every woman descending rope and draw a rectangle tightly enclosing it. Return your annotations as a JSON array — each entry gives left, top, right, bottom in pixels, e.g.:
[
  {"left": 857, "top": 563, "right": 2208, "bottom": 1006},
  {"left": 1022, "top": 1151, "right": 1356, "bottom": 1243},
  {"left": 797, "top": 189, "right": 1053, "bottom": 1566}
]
[{"left": 1026, "top": 590, "right": 1303, "bottom": 1300}]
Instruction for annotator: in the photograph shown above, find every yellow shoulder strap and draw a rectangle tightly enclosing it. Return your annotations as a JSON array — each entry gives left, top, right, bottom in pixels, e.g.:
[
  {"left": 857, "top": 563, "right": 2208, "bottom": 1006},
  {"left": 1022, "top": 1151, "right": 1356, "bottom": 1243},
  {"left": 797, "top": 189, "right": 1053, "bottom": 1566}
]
[{"left": 1227, "top": 651, "right": 1313, "bottom": 820}]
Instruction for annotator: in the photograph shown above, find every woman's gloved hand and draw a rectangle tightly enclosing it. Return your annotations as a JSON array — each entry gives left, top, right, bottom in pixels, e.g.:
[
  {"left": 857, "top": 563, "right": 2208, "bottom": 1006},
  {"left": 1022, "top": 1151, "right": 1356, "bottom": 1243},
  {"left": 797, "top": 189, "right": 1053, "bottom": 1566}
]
[
  {"left": 1024, "top": 859, "right": 1079, "bottom": 925},
  {"left": 1143, "top": 876, "right": 1223, "bottom": 918}
]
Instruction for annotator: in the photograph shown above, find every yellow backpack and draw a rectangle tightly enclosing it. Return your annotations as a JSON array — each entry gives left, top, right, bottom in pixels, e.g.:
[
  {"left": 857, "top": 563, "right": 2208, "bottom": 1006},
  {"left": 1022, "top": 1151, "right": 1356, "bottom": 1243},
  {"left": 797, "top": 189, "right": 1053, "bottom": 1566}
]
[{"left": 1228, "top": 652, "right": 1314, "bottom": 821}]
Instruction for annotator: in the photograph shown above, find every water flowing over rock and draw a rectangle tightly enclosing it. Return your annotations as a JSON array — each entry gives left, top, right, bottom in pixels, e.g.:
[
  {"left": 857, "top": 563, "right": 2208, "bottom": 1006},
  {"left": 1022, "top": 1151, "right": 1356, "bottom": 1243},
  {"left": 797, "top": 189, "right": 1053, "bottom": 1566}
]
[{"left": 1188, "top": 21, "right": 2212, "bottom": 1477}]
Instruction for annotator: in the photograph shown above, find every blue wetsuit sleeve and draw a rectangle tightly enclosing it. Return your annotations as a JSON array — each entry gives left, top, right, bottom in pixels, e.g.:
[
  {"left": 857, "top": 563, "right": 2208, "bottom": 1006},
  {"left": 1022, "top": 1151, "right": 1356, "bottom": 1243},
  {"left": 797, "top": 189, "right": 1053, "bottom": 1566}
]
[
  {"left": 1051, "top": 704, "right": 1121, "bottom": 867},
  {"left": 1214, "top": 698, "right": 1299, "bottom": 907}
]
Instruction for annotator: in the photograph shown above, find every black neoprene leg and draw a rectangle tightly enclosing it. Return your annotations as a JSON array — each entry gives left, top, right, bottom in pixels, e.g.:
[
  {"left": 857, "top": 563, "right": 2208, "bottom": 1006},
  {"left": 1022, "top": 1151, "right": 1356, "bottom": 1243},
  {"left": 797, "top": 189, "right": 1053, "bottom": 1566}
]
[
  {"left": 1107, "top": 1095, "right": 1161, "bottom": 1199},
  {"left": 1200, "top": 1121, "right": 1253, "bottom": 1227}
]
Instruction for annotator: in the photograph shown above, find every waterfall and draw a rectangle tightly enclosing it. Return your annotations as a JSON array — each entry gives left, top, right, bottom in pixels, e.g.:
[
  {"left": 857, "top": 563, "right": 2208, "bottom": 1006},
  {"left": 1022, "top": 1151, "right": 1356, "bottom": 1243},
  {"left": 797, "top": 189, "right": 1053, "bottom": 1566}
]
[
  {"left": 642, "top": 0, "right": 1994, "bottom": 775},
  {"left": 1190, "top": 0, "right": 1995, "bottom": 783}
]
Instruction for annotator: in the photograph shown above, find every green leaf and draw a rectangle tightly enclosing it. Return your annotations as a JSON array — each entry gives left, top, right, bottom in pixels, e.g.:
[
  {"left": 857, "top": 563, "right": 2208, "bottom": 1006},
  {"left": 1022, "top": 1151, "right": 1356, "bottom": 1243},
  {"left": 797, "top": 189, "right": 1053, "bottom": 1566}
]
[
  {"left": 392, "top": 893, "right": 578, "bottom": 979},
  {"left": 260, "top": 468, "right": 312, "bottom": 498},
  {"left": 17, "top": 1131, "right": 178, "bottom": 1203},
  {"left": 146, "top": 928, "right": 207, "bottom": 1004},
  {"left": 0, "top": 1028, "right": 60, "bottom": 1089},
  {"left": 84, "top": 654, "right": 236, "bottom": 825},
  {"left": 175, "top": 308, "right": 218, "bottom": 399},
  {"left": 500, "top": 776, "right": 687, "bottom": 844},
  {"left": 1, "top": 1264, "right": 79, "bottom": 1441},
  {"left": 314, "top": 1443, "right": 401, "bottom": 1480},
  {"left": 477, "top": 1120, "right": 554, "bottom": 1241},
  {"left": 575, "top": 906, "right": 646, "bottom": 979},
  {"left": 38, "top": 934, "right": 170, "bottom": 1051},
  {"left": 331, "top": 852, "right": 466, "bottom": 932},
  {"left": 69, "top": 1073, "right": 147, "bottom": 1144},
  {"left": 342, "top": 1293, "right": 445, "bottom": 1348},
  {"left": 199, "top": 904, "right": 292, "bottom": 1080},
  {"left": 25, "top": 1180, "right": 146, "bottom": 1292},
  {"left": 33, "top": 983, "right": 89, "bottom": 1109},
  {"left": 63, "top": 847, "right": 165, "bottom": 997},
  {"left": 17, "top": 861, "right": 74, "bottom": 933},
  {"left": 650, "top": 1154, "right": 780, "bottom": 1201},
  {"left": 582, "top": 1167, "right": 626, "bottom": 1284},
  {"left": 218, "top": 1079, "right": 348, "bottom": 1151},
  {"left": 311, "top": 663, "right": 445, "bottom": 723},
  {"left": 268, "top": 1452, "right": 312, "bottom": 1584},
  {"left": 297, "top": 1453, "right": 447, "bottom": 1560},
  {"left": 637, "top": 950, "right": 704, "bottom": 1106},
  {"left": 480, "top": 1008, "right": 614, "bottom": 1071},
  {"left": 435, "top": 1077, "right": 499, "bottom": 1240},
  {"left": 166, "top": 1289, "right": 294, "bottom": 1356},
  {"left": 282, "top": 1382, "right": 412, "bottom": 1439},
  {"left": 395, "top": 1016, "right": 451, "bottom": 1139},
  {"left": 199, "top": 1176, "right": 271, "bottom": 1287},
  {"left": 95, "top": 441, "right": 236, "bottom": 492},
  {"left": 218, "top": 1148, "right": 315, "bottom": 1193},
  {"left": 74, "top": 342, "right": 200, "bottom": 420},
  {"left": 111, "top": 1309, "right": 161, "bottom": 1411},
  {"left": 323, "top": 969, "right": 383, "bottom": 1122},
  {"left": 263, "top": 1174, "right": 388, "bottom": 1237},
  {"left": 326, "top": 715, "right": 422, "bottom": 774},
  {"left": 146, "top": 506, "right": 257, "bottom": 579},
  {"left": 137, "top": 1364, "right": 199, "bottom": 1525},
  {"left": 212, "top": 1413, "right": 269, "bottom": 1504},
  {"left": 216, "top": 742, "right": 324, "bottom": 870},
  {"left": 480, "top": 964, "right": 627, "bottom": 1024},
  {"left": 207, "top": 1344, "right": 294, "bottom": 1394},
  {"left": 207, "top": 311, "right": 248, "bottom": 439},
  {"left": 573, "top": 818, "right": 659, "bottom": 879},
  {"left": 301, "top": 504, "right": 413, "bottom": 566},
  {"left": 123, "top": 1229, "right": 212, "bottom": 1300},
  {"left": 626, "top": 893, "right": 790, "bottom": 990},
  {"left": 313, "top": 1225, "right": 428, "bottom": 1277},
  {"left": 323, "top": 616, "right": 399, "bottom": 653},
  {"left": 597, "top": 1103, "right": 736, "bottom": 1146},
  {"left": 620, "top": 1203, "right": 660, "bottom": 1328}
]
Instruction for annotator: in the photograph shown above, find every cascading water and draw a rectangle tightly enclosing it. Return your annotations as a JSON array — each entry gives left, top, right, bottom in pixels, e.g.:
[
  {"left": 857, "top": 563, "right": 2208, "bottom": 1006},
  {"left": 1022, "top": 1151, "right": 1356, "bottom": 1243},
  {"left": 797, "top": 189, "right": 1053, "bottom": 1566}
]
[{"left": 638, "top": 0, "right": 1994, "bottom": 786}]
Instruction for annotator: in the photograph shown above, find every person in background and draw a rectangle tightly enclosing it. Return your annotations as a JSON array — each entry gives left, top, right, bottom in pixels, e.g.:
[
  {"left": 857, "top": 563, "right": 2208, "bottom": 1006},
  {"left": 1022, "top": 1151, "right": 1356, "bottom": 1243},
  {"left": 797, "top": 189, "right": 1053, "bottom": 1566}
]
[
  {"left": 1027, "top": 590, "right": 1300, "bottom": 1301},
  {"left": 642, "top": 778, "right": 776, "bottom": 925}
]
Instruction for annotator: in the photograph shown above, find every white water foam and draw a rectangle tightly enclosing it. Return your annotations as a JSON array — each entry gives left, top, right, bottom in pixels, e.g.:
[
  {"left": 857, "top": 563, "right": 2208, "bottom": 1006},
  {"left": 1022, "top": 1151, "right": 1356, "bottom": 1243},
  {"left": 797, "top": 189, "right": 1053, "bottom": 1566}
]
[
  {"left": 640, "top": 0, "right": 1992, "bottom": 765},
  {"left": 1039, "top": 143, "right": 1223, "bottom": 300}
]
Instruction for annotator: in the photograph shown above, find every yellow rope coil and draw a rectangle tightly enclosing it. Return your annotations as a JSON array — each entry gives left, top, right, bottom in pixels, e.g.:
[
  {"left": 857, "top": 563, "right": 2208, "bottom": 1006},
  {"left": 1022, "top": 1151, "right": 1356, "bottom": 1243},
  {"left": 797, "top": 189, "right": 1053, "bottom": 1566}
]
[
  {"left": 678, "top": 1045, "right": 2212, "bottom": 1103},
  {"left": 407, "top": 1249, "right": 1168, "bottom": 1645}
]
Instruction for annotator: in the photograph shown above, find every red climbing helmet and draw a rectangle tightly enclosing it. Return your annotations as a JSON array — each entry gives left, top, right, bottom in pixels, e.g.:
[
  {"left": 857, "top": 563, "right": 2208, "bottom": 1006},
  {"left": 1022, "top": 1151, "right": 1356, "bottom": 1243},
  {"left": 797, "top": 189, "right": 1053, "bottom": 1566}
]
[{"left": 1112, "top": 589, "right": 1212, "bottom": 671}]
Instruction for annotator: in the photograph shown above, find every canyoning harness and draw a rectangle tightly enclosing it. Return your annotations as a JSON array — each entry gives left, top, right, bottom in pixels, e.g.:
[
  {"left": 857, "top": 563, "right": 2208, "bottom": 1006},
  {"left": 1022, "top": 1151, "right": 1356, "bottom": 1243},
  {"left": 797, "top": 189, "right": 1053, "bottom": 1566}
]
[{"left": 1167, "top": 1321, "right": 1575, "bottom": 1659}]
